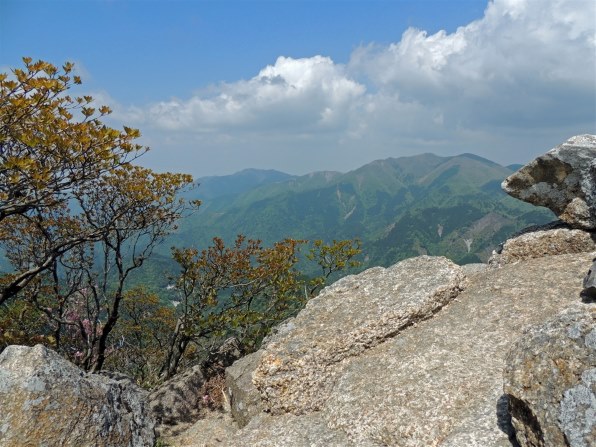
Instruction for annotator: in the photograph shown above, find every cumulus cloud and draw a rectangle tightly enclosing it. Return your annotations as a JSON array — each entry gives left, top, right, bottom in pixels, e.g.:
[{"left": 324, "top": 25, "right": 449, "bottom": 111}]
[
  {"left": 134, "top": 55, "right": 365, "bottom": 134},
  {"left": 119, "top": 0, "right": 595, "bottom": 175},
  {"left": 351, "top": 0, "right": 595, "bottom": 129}
]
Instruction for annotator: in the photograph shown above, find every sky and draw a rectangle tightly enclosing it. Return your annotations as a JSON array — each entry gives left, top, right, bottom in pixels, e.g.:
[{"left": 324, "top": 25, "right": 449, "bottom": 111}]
[{"left": 1, "top": 0, "right": 595, "bottom": 177}]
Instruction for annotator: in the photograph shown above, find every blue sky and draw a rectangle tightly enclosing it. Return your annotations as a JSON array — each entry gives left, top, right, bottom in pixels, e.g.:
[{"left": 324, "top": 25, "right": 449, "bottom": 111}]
[{"left": 1, "top": 0, "right": 595, "bottom": 176}]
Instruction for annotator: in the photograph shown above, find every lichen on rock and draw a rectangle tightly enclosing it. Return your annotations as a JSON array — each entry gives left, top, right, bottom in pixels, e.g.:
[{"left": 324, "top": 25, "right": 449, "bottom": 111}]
[{"left": 503, "top": 305, "right": 596, "bottom": 447}]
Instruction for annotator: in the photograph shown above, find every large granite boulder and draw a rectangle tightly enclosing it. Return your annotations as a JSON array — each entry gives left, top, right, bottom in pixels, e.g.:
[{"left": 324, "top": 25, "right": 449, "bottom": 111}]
[
  {"left": 502, "top": 134, "right": 596, "bottom": 230},
  {"left": 253, "top": 256, "right": 466, "bottom": 416},
  {"left": 504, "top": 305, "right": 595, "bottom": 447},
  {"left": 205, "top": 252, "right": 594, "bottom": 446},
  {"left": 0, "top": 344, "right": 155, "bottom": 447}
]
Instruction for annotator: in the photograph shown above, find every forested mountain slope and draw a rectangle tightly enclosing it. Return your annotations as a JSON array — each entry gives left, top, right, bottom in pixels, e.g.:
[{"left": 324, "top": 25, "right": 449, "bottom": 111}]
[{"left": 162, "top": 153, "right": 553, "bottom": 274}]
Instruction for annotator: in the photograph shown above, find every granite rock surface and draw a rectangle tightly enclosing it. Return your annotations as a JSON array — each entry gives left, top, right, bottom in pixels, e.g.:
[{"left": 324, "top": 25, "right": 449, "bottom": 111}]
[
  {"left": 0, "top": 344, "right": 156, "bottom": 447},
  {"left": 504, "top": 305, "right": 595, "bottom": 447},
  {"left": 502, "top": 134, "right": 596, "bottom": 230},
  {"left": 253, "top": 255, "right": 466, "bottom": 416},
  {"left": 226, "top": 350, "right": 264, "bottom": 428},
  {"left": 149, "top": 364, "right": 205, "bottom": 436},
  {"left": 208, "top": 252, "right": 594, "bottom": 447},
  {"left": 489, "top": 227, "right": 596, "bottom": 266}
]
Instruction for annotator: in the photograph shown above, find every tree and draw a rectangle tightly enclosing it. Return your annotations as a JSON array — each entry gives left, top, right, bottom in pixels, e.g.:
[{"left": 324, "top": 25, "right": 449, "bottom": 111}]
[
  {"left": 161, "top": 236, "right": 305, "bottom": 378},
  {"left": 0, "top": 58, "right": 363, "bottom": 383},
  {"left": 0, "top": 58, "right": 159, "bottom": 304},
  {"left": 1, "top": 163, "right": 196, "bottom": 371},
  {"left": 0, "top": 58, "right": 198, "bottom": 371},
  {"left": 307, "top": 238, "right": 362, "bottom": 296},
  {"left": 105, "top": 287, "right": 176, "bottom": 388}
]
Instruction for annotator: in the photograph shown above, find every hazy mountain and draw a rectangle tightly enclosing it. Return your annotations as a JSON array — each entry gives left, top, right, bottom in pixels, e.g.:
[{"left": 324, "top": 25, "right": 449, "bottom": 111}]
[
  {"left": 193, "top": 169, "right": 295, "bottom": 200},
  {"left": 506, "top": 163, "right": 524, "bottom": 171},
  {"left": 162, "top": 153, "right": 554, "bottom": 277}
]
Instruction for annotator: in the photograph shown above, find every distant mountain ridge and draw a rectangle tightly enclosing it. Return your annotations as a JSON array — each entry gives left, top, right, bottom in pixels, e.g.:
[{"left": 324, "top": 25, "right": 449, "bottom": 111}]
[
  {"left": 157, "top": 153, "right": 553, "bottom": 283},
  {"left": 0, "top": 150, "right": 566, "bottom": 300},
  {"left": 194, "top": 168, "right": 295, "bottom": 200}
]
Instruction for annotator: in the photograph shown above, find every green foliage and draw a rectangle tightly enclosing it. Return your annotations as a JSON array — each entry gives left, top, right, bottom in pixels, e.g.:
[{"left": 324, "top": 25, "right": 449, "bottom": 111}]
[
  {"left": 307, "top": 239, "right": 361, "bottom": 296},
  {"left": 0, "top": 58, "right": 361, "bottom": 385},
  {"left": 0, "top": 57, "right": 556, "bottom": 389},
  {"left": 0, "top": 58, "right": 199, "bottom": 305},
  {"left": 0, "top": 299, "right": 49, "bottom": 350},
  {"left": 0, "top": 58, "right": 197, "bottom": 373}
]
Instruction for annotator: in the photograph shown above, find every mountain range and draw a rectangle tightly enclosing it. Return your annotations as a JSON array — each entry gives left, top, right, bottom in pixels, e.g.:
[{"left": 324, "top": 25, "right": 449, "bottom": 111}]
[{"left": 136, "top": 152, "right": 554, "bottom": 293}]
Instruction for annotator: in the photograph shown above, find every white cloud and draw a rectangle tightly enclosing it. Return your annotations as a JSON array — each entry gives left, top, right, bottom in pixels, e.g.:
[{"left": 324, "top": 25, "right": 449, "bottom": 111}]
[
  {"left": 350, "top": 0, "right": 595, "bottom": 122},
  {"left": 134, "top": 55, "right": 365, "bottom": 134},
  {"left": 117, "top": 0, "right": 595, "bottom": 176}
]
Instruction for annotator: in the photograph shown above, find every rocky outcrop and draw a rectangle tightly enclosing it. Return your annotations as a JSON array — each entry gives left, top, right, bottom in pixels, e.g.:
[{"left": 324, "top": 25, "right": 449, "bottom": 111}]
[
  {"left": 0, "top": 344, "right": 155, "bottom": 447},
  {"left": 253, "top": 256, "right": 466, "bottom": 416},
  {"left": 199, "top": 252, "right": 595, "bottom": 447},
  {"left": 504, "top": 305, "right": 596, "bottom": 447},
  {"left": 150, "top": 135, "right": 596, "bottom": 446},
  {"left": 3, "top": 137, "right": 594, "bottom": 447},
  {"left": 150, "top": 136, "right": 596, "bottom": 446},
  {"left": 149, "top": 337, "right": 244, "bottom": 437},
  {"left": 490, "top": 227, "right": 596, "bottom": 266},
  {"left": 502, "top": 134, "right": 596, "bottom": 230}
]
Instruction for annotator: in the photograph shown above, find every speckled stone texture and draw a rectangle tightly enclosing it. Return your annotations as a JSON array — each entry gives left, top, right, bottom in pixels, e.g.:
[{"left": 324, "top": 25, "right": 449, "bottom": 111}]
[
  {"left": 503, "top": 305, "right": 596, "bottom": 447},
  {"left": 253, "top": 256, "right": 466, "bottom": 416},
  {"left": 502, "top": 134, "right": 596, "bottom": 230},
  {"left": 489, "top": 228, "right": 596, "bottom": 266},
  {"left": 163, "top": 412, "right": 238, "bottom": 447},
  {"left": 0, "top": 344, "right": 156, "bottom": 447},
  {"left": 209, "top": 252, "right": 594, "bottom": 447}
]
